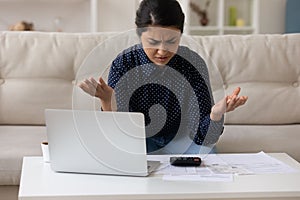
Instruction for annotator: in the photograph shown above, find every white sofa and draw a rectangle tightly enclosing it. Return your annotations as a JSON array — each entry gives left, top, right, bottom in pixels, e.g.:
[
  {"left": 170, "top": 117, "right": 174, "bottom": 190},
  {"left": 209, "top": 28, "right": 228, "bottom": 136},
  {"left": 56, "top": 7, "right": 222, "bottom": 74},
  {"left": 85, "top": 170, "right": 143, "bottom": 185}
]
[{"left": 0, "top": 31, "right": 299, "bottom": 200}]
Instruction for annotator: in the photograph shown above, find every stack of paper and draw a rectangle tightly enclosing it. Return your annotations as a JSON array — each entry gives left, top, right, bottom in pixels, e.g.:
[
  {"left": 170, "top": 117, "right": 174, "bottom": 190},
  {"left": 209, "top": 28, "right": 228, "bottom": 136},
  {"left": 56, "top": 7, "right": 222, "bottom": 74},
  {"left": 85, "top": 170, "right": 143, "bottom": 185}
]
[{"left": 148, "top": 152, "right": 298, "bottom": 182}]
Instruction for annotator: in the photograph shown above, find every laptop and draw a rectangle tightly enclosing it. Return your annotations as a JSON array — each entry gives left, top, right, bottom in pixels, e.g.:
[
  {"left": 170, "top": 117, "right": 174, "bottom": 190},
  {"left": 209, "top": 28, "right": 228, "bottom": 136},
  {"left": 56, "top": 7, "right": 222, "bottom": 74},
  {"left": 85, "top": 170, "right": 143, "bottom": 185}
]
[{"left": 45, "top": 109, "right": 160, "bottom": 177}]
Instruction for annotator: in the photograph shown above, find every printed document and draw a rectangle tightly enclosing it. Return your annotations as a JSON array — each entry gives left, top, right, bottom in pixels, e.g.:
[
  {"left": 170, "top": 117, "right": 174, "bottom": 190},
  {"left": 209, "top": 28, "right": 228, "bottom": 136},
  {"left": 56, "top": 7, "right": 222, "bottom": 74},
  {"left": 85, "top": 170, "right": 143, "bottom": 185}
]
[{"left": 148, "top": 152, "right": 298, "bottom": 181}]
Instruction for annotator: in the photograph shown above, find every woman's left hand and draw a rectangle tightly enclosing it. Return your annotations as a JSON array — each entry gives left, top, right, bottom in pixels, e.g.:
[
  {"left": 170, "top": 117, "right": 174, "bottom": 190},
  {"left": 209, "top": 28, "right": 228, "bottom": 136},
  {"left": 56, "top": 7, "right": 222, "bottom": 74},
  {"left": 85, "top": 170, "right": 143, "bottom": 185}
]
[
  {"left": 210, "top": 87, "right": 248, "bottom": 121},
  {"left": 225, "top": 87, "right": 248, "bottom": 112}
]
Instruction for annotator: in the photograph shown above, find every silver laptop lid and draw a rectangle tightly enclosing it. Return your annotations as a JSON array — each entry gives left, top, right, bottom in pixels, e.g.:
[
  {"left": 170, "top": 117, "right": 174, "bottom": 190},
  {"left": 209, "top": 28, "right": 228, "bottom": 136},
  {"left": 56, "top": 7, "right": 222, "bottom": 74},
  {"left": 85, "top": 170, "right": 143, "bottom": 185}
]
[{"left": 45, "top": 109, "right": 151, "bottom": 176}]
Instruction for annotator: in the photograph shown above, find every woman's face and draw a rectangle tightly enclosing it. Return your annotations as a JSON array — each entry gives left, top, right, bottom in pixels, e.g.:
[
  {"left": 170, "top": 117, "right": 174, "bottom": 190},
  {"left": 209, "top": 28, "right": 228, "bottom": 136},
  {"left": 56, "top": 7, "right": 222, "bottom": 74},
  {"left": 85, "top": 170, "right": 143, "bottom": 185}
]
[{"left": 140, "top": 26, "right": 181, "bottom": 66}]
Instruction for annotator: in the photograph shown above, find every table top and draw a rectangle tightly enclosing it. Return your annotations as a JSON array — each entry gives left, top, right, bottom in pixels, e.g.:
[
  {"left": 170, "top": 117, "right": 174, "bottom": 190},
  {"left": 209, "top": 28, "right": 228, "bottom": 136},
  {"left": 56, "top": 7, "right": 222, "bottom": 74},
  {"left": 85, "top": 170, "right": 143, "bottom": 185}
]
[{"left": 19, "top": 153, "right": 300, "bottom": 200}]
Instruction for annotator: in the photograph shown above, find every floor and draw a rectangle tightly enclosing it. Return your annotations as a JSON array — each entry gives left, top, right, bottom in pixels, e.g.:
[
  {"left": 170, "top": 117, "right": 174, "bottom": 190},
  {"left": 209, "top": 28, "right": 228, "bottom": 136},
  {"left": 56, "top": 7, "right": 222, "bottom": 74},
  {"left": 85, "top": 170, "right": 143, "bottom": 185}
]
[{"left": 0, "top": 186, "right": 19, "bottom": 200}]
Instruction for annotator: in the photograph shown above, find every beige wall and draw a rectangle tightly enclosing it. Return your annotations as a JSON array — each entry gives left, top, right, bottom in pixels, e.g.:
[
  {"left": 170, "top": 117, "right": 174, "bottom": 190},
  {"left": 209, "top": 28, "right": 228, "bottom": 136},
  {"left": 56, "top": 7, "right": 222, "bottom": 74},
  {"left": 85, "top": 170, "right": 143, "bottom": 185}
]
[
  {"left": 259, "top": 0, "right": 287, "bottom": 34},
  {"left": 0, "top": 1, "right": 90, "bottom": 32},
  {"left": 97, "top": 0, "right": 138, "bottom": 32},
  {"left": 0, "top": 0, "right": 288, "bottom": 34}
]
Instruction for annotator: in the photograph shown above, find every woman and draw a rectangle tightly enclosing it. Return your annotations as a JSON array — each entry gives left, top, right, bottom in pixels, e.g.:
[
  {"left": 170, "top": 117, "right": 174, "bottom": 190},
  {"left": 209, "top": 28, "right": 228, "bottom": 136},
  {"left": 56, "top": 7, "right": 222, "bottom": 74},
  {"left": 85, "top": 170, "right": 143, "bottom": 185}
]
[{"left": 79, "top": 0, "right": 247, "bottom": 154}]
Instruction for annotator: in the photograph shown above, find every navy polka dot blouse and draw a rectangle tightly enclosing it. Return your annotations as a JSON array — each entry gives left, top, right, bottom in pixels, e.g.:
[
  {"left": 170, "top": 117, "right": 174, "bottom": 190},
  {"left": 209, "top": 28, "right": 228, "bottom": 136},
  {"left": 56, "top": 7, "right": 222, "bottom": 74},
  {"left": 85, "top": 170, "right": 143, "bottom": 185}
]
[{"left": 108, "top": 43, "right": 224, "bottom": 152}]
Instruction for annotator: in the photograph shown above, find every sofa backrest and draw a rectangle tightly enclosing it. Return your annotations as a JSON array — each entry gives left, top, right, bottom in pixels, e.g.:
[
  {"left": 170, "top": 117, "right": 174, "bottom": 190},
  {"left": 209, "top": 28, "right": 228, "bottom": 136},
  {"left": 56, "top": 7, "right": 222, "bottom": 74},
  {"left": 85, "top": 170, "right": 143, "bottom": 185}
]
[
  {"left": 0, "top": 32, "right": 299, "bottom": 125},
  {"left": 192, "top": 34, "right": 300, "bottom": 125},
  {"left": 0, "top": 32, "right": 112, "bottom": 125}
]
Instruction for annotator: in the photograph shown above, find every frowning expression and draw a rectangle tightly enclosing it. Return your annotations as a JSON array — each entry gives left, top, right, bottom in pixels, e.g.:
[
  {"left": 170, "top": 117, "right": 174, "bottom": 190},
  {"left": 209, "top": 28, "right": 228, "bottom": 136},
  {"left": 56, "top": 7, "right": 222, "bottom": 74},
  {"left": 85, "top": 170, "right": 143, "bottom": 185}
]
[{"left": 140, "top": 26, "right": 181, "bottom": 66}]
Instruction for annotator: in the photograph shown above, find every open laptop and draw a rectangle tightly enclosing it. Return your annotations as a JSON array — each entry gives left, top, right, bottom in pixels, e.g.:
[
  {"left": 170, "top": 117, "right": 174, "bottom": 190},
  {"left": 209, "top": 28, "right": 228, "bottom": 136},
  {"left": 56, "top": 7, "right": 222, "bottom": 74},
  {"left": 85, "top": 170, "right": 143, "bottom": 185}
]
[{"left": 45, "top": 109, "right": 160, "bottom": 177}]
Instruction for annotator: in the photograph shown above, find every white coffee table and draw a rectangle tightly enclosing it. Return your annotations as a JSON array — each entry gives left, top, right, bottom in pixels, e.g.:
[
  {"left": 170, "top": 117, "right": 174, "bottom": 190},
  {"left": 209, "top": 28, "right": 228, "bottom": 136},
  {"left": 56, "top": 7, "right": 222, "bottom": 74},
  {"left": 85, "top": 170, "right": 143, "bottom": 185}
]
[{"left": 19, "top": 153, "right": 300, "bottom": 200}]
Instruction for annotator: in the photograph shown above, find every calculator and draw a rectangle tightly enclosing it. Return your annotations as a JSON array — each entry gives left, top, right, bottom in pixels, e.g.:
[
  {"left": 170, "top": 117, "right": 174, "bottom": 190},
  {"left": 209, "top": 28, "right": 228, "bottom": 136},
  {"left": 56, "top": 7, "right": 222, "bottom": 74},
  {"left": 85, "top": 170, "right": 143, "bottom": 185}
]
[{"left": 170, "top": 156, "right": 202, "bottom": 167}]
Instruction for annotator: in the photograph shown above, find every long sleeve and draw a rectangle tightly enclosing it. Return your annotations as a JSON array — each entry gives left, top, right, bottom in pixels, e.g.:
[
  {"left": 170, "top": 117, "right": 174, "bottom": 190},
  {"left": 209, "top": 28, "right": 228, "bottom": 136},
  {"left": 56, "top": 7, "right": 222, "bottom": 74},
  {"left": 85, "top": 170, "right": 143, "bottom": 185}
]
[{"left": 174, "top": 46, "right": 224, "bottom": 145}]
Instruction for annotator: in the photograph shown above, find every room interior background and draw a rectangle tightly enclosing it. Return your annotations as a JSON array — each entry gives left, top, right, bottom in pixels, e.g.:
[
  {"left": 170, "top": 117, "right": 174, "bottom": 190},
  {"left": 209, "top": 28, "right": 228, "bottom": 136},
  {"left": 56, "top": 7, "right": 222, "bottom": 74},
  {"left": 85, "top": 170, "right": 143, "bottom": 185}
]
[{"left": 0, "top": 0, "right": 288, "bottom": 34}]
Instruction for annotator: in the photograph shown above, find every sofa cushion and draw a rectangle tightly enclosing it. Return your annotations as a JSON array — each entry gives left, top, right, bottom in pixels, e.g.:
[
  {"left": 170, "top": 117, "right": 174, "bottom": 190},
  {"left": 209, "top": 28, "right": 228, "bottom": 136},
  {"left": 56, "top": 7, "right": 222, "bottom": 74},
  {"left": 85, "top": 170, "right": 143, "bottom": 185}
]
[
  {"left": 217, "top": 124, "right": 300, "bottom": 162},
  {"left": 192, "top": 34, "right": 300, "bottom": 125},
  {"left": 1, "top": 32, "right": 299, "bottom": 125},
  {"left": 0, "top": 126, "right": 46, "bottom": 185},
  {"left": 0, "top": 79, "right": 73, "bottom": 125},
  {"left": 0, "top": 32, "right": 112, "bottom": 125}
]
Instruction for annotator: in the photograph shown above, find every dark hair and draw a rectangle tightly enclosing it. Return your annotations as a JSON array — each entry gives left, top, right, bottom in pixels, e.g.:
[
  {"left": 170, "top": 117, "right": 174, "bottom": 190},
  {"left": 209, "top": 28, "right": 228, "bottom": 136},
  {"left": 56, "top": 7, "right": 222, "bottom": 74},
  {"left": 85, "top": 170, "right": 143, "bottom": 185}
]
[{"left": 135, "top": 0, "right": 185, "bottom": 36}]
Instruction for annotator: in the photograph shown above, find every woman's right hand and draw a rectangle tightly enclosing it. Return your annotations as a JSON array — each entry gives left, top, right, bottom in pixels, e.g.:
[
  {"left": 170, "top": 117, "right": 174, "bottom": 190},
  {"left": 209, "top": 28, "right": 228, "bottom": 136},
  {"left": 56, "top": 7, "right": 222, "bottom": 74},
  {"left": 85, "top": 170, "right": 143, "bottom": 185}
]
[{"left": 78, "top": 77, "right": 114, "bottom": 111}]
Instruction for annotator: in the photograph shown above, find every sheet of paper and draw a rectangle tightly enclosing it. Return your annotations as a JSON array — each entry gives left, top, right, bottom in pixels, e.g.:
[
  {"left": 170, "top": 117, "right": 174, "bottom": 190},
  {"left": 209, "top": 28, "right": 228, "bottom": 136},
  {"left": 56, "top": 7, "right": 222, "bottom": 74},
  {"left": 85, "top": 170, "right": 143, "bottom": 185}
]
[
  {"left": 202, "top": 154, "right": 253, "bottom": 175},
  {"left": 148, "top": 155, "right": 233, "bottom": 182},
  {"left": 160, "top": 164, "right": 213, "bottom": 175},
  {"left": 163, "top": 173, "right": 233, "bottom": 182},
  {"left": 155, "top": 162, "right": 233, "bottom": 182},
  {"left": 209, "top": 152, "right": 298, "bottom": 175},
  {"left": 148, "top": 152, "right": 298, "bottom": 179}
]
